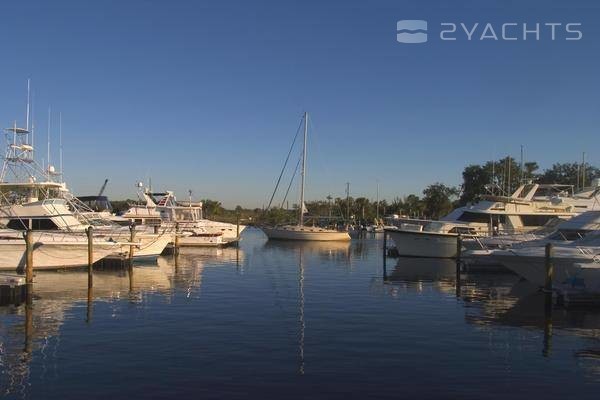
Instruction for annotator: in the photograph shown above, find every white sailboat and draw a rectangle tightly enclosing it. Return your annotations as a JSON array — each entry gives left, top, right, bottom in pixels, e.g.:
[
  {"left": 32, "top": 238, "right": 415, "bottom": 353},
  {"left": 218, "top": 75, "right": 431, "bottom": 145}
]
[{"left": 261, "top": 112, "right": 351, "bottom": 242}]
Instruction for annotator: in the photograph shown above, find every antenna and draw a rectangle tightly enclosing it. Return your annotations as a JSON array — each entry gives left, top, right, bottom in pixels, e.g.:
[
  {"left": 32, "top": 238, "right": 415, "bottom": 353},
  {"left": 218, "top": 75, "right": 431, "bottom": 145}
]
[
  {"left": 47, "top": 106, "right": 51, "bottom": 177},
  {"left": 582, "top": 152, "right": 586, "bottom": 189},
  {"left": 59, "top": 112, "right": 63, "bottom": 182},
  {"left": 520, "top": 145, "right": 524, "bottom": 183},
  {"left": 30, "top": 90, "right": 35, "bottom": 160},
  {"left": 26, "top": 79, "right": 30, "bottom": 132}
]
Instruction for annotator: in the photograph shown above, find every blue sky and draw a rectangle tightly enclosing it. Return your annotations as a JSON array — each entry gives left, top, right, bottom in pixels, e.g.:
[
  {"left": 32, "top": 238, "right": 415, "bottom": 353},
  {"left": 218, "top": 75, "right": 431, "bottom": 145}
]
[{"left": 1, "top": 0, "right": 599, "bottom": 208}]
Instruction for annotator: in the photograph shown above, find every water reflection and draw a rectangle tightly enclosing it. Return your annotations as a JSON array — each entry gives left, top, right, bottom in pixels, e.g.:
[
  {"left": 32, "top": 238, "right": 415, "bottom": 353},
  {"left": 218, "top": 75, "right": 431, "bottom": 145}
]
[
  {"left": 2, "top": 234, "right": 600, "bottom": 397},
  {"left": 387, "top": 256, "right": 600, "bottom": 366},
  {"left": 0, "top": 259, "right": 179, "bottom": 396}
]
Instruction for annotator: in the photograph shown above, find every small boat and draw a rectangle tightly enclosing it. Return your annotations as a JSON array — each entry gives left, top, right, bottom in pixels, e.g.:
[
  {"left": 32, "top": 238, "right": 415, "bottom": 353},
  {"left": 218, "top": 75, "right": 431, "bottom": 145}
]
[
  {"left": 261, "top": 112, "right": 350, "bottom": 242},
  {"left": 385, "top": 221, "right": 477, "bottom": 258}
]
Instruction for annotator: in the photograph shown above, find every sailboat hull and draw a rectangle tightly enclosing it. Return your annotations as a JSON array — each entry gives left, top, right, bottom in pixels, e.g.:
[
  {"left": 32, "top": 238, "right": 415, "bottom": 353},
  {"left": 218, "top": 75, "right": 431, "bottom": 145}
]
[{"left": 262, "top": 226, "right": 351, "bottom": 241}]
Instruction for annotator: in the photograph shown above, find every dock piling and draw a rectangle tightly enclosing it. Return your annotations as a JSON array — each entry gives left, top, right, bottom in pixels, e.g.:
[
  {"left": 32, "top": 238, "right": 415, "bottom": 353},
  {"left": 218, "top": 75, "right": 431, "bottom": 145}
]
[
  {"left": 456, "top": 234, "right": 462, "bottom": 296},
  {"left": 174, "top": 223, "right": 180, "bottom": 256},
  {"left": 544, "top": 243, "right": 554, "bottom": 292},
  {"left": 87, "top": 226, "right": 93, "bottom": 289},
  {"left": 129, "top": 224, "right": 136, "bottom": 264},
  {"left": 383, "top": 230, "right": 388, "bottom": 281},
  {"left": 25, "top": 229, "right": 34, "bottom": 302}
]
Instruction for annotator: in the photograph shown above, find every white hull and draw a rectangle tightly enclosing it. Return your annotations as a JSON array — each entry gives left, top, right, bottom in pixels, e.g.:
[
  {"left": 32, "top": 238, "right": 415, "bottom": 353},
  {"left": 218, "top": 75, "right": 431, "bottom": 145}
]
[
  {"left": 490, "top": 253, "right": 598, "bottom": 287},
  {"left": 0, "top": 238, "right": 119, "bottom": 271},
  {"left": 176, "top": 234, "right": 224, "bottom": 247},
  {"left": 200, "top": 222, "right": 246, "bottom": 241},
  {"left": 128, "top": 233, "right": 172, "bottom": 259},
  {"left": 262, "top": 226, "right": 350, "bottom": 241},
  {"left": 386, "top": 229, "right": 458, "bottom": 258},
  {"left": 168, "top": 221, "right": 246, "bottom": 242}
]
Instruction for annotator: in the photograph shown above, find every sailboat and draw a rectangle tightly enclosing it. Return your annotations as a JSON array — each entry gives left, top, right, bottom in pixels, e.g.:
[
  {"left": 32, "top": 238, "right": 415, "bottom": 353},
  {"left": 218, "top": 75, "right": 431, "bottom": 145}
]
[{"left": 261, "top": 112, "right": 351, "bottom": 241}]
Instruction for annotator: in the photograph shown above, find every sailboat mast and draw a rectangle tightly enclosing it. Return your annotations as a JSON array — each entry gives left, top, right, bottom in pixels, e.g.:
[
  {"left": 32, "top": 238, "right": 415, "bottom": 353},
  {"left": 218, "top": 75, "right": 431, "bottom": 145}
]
[
  {"left": 376, "top": 180, "right": 380, "bottom": 220},
  {"left": 59, "top": 112, "right": 63, "bottom": 183},
  {"left": 299, "top": 112, "right": 307, "bottom": 226}
]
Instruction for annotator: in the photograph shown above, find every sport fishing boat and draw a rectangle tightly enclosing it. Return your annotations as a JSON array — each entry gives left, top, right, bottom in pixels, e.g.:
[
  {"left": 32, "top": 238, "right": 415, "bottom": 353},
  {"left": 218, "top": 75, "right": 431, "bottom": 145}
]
[
  {"left": 261, "top": 112, "right": 350, "bottom": 242},
  {"left": 0, "top": 95, "right": 171, "bottom": 264},
  {"left": 386, "top": 181, "right": 600, "bottom": 258}
]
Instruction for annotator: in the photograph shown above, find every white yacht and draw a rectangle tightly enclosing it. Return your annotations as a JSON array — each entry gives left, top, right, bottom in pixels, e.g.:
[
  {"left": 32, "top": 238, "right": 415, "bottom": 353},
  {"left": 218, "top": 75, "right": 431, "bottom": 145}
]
[
  {"left": 122, "top": 187, "right": 244, "bottom": 245},
  {"left": 386, "top": 182, "right": 600, "bottom": 258},
  {"left": 261, "top": 113, "right": 350, "bottom": 242}
]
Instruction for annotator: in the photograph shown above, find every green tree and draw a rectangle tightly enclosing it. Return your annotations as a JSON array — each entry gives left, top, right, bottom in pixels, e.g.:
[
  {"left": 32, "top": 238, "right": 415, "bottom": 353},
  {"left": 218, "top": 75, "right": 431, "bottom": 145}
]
[
  {"left": 537, "top": 162, "right": 600, "bottom": 187},
  {"left": 201, "top": 199, "right": 223, "bottom": 217},
  {"left": 422, "top": 183, "right": 458, "bottom": 219},
  {"left": 401, "top": 194, "right": 424, "bottom": 217}
]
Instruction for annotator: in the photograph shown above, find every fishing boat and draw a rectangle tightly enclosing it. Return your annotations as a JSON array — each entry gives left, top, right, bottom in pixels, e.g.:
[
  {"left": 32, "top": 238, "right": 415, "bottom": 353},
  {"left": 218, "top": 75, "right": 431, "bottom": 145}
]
[
  {"left": 0, "top": 90, "right": 171, "bottom": 264},
  {"left": 261, "top": 112, "right": 350, "bottom": 242}
]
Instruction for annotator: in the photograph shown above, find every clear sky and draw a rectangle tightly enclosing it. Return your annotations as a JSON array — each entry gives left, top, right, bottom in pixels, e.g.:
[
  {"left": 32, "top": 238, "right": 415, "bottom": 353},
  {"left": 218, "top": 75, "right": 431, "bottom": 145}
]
[{"left": 1, "top": 0, "right": 599, "bottom": 208}]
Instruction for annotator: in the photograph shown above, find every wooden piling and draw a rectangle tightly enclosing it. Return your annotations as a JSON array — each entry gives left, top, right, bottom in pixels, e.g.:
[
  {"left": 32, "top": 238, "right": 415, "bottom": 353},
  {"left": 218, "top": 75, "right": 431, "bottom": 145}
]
[
  {"left": 25, "top": 229, "right": 34, "bottom": 302},
  {"left": 382, "top": 230, "right": 387, "bottom": 281},
  {"left": 456, "top": 235, "right": 462, "bottom": 297},
  {"left": 129, "top": 224, "right": 136, "bottom": 264},
  {"left": 87, "top": 226, "right": 93, "bottom": 289},
  {"left": 174, "top": 223, "right": 180, "bottom": 256},
  {"left": 544, "top": 243, "right": 554, "bottom": 292},
  {"left": 24, "top": 300, "right": 33, "bottom": 353},
  {"left": 236, "top": 214, "right": 240, "bottom": 243}
]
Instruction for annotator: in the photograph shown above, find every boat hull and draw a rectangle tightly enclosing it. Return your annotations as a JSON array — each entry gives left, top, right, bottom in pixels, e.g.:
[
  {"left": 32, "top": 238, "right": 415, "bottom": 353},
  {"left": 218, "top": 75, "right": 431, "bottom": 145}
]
[
  {"left": 0, "top": 240, "right": 118, "bottom": 271},
  {"left": 490, "top": 252, "right": 600, "bottom": 287},
  {"left": 262, "top": 226, "right": 350, "bottom": 241},
  {"left": 386, "top": 229, "right": 458, "bottom": 258}
]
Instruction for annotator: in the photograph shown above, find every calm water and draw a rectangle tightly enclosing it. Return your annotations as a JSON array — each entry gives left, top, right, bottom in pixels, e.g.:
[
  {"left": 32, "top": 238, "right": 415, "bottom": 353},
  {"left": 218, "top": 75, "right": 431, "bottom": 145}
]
[{"left": 2, "top": 228, "right": 600, "bottom": 399}]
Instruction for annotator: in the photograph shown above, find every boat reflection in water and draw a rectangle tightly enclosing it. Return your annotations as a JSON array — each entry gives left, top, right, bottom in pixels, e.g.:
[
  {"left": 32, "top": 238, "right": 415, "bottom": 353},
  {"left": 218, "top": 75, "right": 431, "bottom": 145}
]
[
  {"left": 387, "top": 256, "right": 600, "bottom": 363},
  {"left": 263, "top": 239, "right": 351, "bottom": 262},
  {"left": 0, "top": 259, "right": 178, "bottom": 397}
]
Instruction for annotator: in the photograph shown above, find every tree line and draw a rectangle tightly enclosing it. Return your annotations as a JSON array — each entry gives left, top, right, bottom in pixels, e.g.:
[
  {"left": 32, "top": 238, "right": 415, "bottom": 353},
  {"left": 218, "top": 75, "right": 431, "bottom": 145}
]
[{"left": 109, "top": 160, "right": 599, "bottom": 225}]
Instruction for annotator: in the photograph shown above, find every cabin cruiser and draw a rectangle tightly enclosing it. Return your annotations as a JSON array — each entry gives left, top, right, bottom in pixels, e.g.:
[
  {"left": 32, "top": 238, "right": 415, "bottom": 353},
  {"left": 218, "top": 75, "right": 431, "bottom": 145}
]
[
  {"left": 121, "top": 187, "right": 245, "bottom": 245},
  {"left": 386, "top": 182, "right": 600, "bottom": 258}
]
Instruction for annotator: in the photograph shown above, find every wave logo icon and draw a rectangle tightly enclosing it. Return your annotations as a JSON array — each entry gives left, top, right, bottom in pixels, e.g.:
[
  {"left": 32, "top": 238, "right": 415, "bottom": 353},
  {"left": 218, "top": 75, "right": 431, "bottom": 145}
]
[{"left": 397, "top": 20, "right": 428, "bottom": 43}]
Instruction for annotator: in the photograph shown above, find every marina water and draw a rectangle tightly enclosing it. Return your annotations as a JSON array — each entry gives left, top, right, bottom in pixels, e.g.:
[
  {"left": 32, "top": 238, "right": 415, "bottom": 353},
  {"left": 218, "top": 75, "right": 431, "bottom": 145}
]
[{"left": 2, "top": 228, "right": 600, "bottom": 399}]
